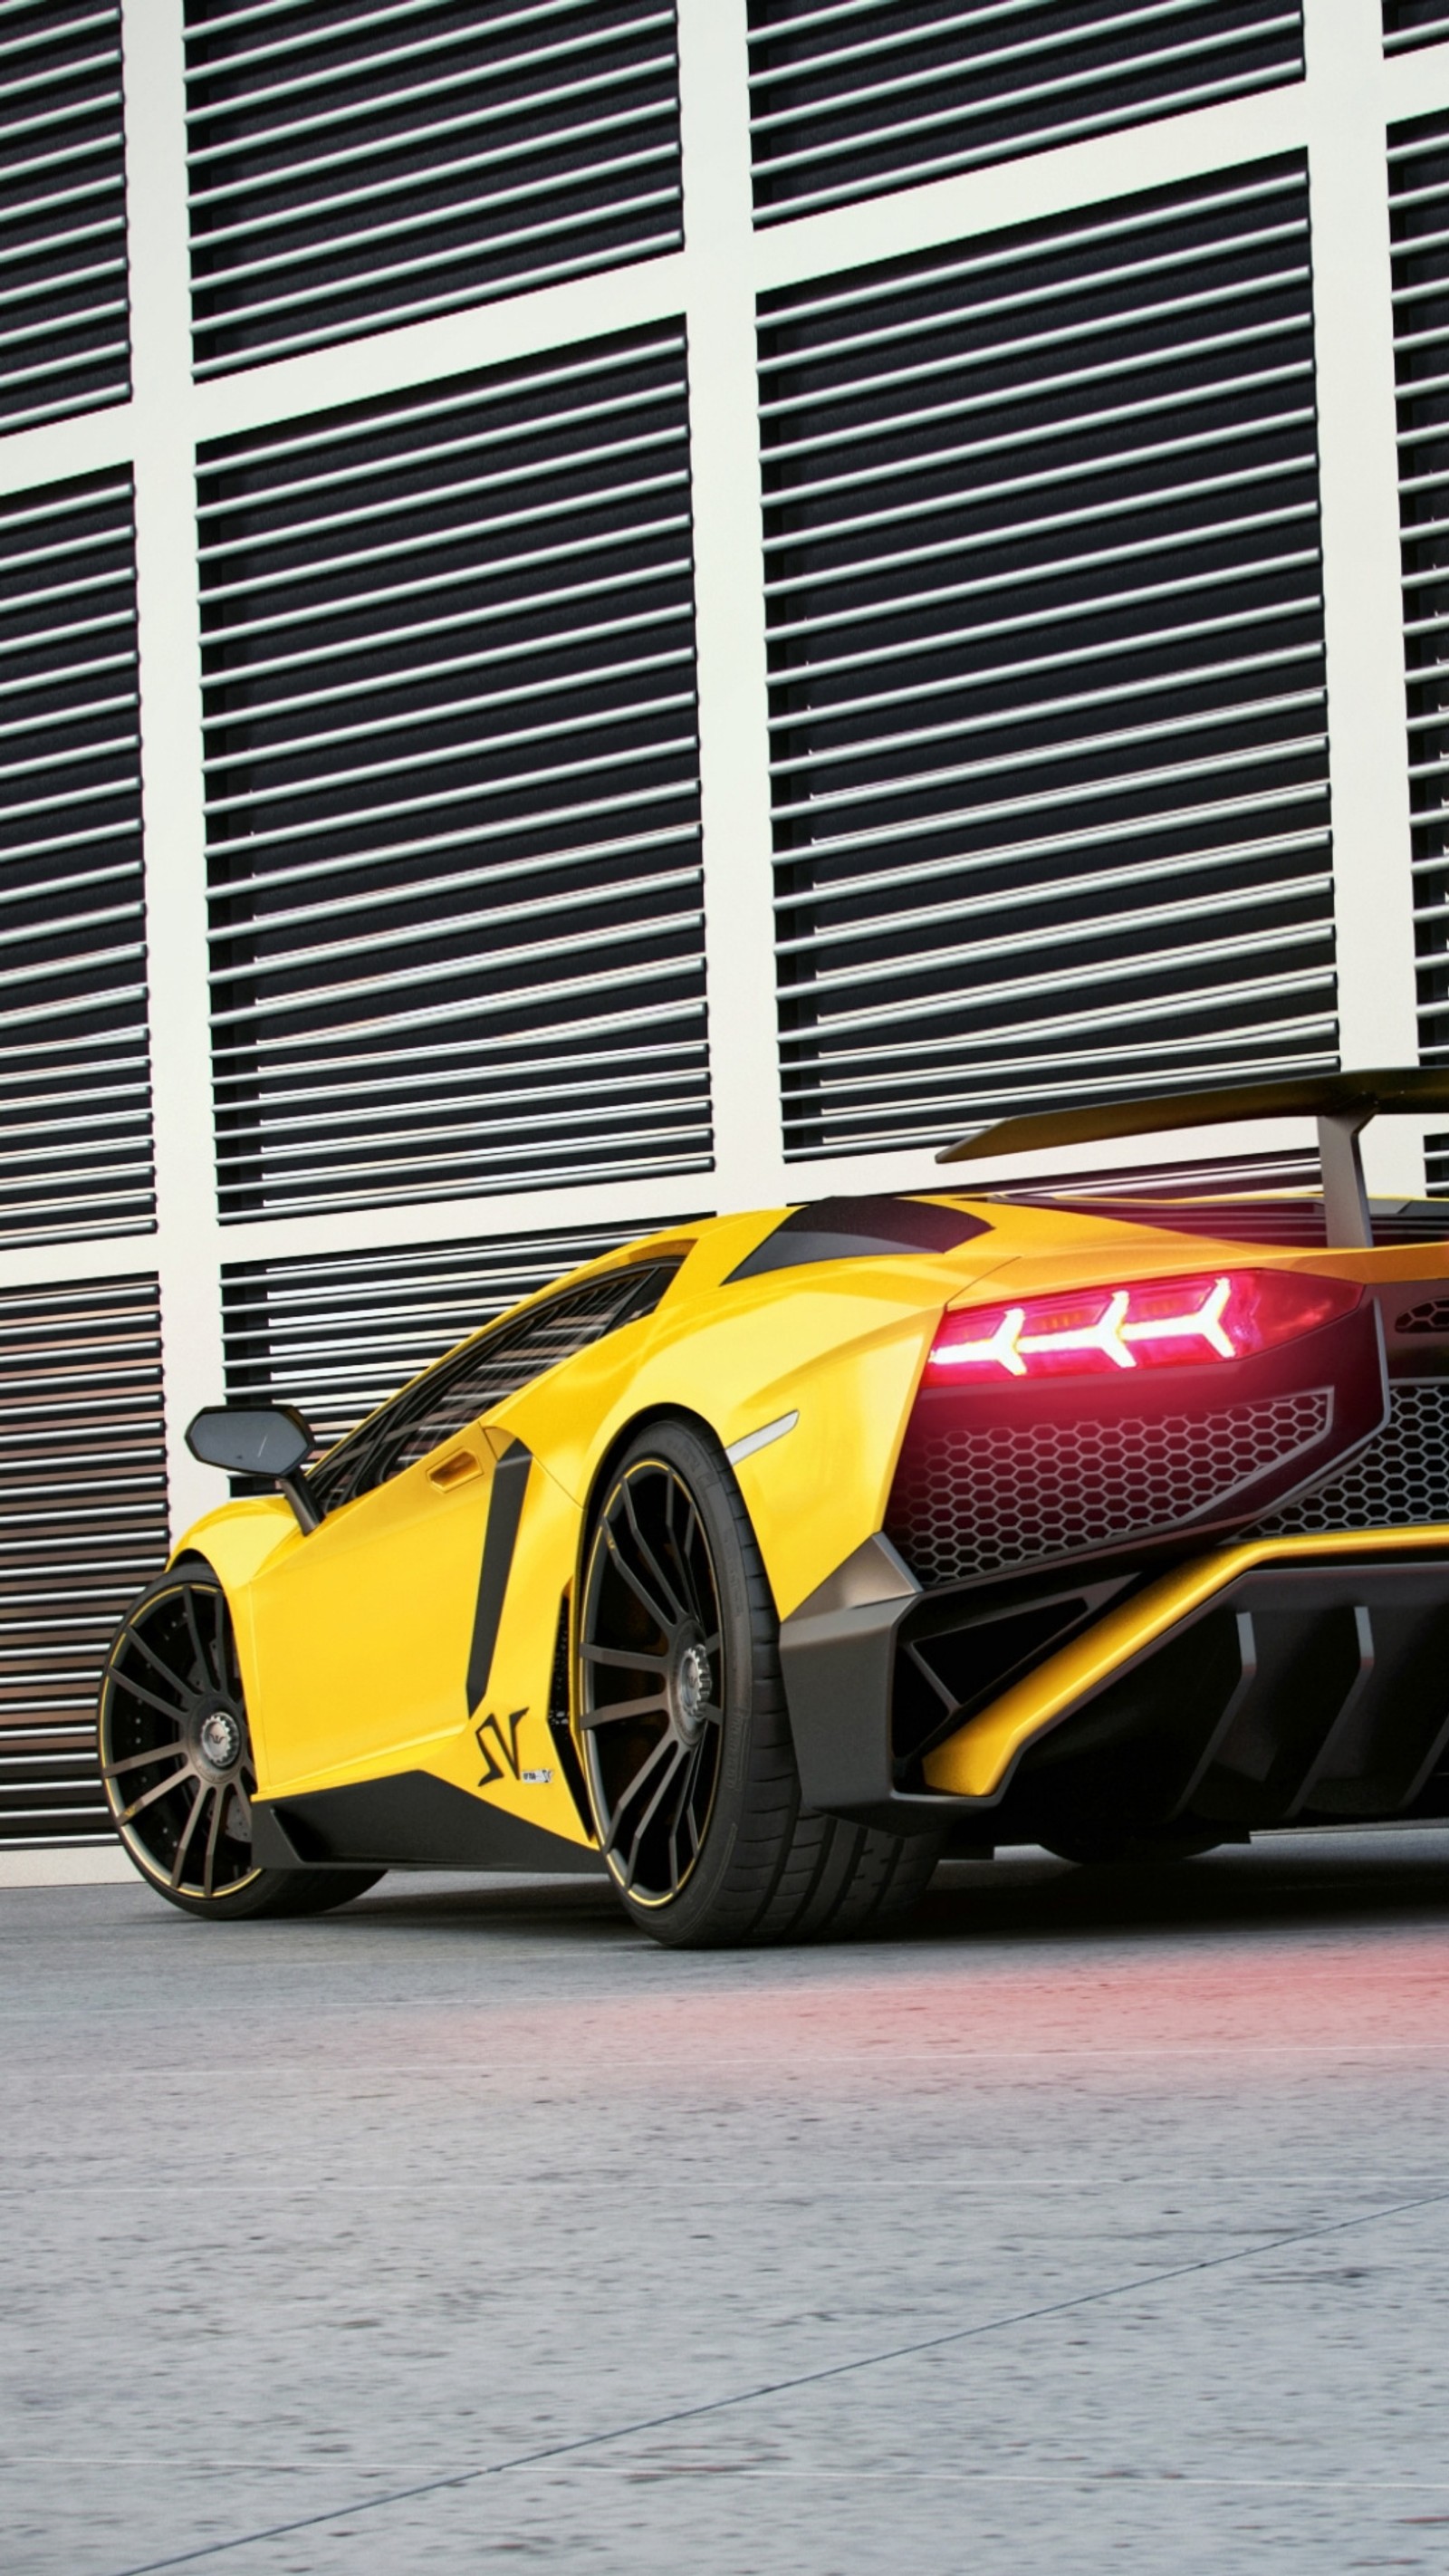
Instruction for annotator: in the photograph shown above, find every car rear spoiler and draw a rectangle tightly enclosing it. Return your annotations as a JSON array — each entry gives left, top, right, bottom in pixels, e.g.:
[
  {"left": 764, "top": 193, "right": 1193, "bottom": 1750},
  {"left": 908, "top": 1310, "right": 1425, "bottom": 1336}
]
[{"left": 936, "top": 1067, "right": 1449, "bottom": 1250}]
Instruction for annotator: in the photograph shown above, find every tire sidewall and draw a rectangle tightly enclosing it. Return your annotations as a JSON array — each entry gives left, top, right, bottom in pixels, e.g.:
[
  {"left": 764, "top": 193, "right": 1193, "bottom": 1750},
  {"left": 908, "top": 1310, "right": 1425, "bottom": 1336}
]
[{"left": 581, "top": 1418, "right": 781, "bottom": 1942}]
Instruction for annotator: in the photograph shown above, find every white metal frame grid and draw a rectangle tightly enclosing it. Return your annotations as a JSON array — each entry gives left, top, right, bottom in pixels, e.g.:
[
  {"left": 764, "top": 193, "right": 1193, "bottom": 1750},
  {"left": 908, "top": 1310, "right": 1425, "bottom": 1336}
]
[{"left": 0, "top": 0, "right": 1435, "bottom": 1536}]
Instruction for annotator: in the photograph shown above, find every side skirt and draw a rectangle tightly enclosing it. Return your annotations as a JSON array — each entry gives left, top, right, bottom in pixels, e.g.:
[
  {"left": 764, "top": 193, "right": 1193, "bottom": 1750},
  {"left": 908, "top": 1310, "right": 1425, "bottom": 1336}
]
[{"left": 253, "top": 1771, "right": 605, "bottom": 1874}]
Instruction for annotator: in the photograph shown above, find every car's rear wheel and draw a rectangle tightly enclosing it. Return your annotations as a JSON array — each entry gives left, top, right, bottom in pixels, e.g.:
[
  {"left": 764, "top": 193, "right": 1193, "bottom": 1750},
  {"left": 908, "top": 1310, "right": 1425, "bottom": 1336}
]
[
  {"left": 100, "top": 1569, "right": 384, "bottom": 1920},
  {"left": 576, "top": 1419, "right": 943, "bottom": 1946}
]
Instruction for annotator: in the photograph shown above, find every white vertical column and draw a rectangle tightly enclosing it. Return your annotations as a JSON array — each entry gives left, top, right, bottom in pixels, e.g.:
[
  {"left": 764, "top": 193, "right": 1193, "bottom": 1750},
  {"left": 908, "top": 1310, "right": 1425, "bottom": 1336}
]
[
  {"left": 676, "top": 0, "right": 786, "bottom": 1213},
  {"left": 120, "top": 0, "right": 224, "bottom": 1534},
  {"left": 1303, "top": 0, "right": 1422, "bottom": 1194}
]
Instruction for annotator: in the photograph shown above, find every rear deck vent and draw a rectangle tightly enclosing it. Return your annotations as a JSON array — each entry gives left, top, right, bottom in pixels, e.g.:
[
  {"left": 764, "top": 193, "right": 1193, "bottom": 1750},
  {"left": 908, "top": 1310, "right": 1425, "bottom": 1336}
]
[
  {"left": 0, "top": 1274, "right": 168, "bottom": 1850},
  {"left": 759, "top": 159, "right": 1338, "bottom": 1161},
  {"left": 1390, "top": 113, "right": 1449, "bottom": 1200},
  {"left": 222, "top": 1217, "right": 689, "bottom": 1450},
  {"left": 0, "top": 0, "right": 131, "bottom": 432},
  {"left": 0, "top": 469, "right": 153, "bottom": 1248},
  {"left": 197, "top": 323, "right": 710, "bottom": 1221},
  {"left": 747, "top": 0, "right": 1304, "bottom": 227},
  {"left": 183, "top": 0, "right": 685, "bottom": 376},
  {"left": 1384, "top": 3, "right": 1449, "bottom": 54}
]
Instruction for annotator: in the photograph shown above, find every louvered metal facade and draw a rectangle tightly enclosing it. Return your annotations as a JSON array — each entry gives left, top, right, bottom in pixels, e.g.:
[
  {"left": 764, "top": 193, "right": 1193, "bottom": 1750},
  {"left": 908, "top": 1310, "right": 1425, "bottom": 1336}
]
[
  {"left": 1385, "top": 4, "right": 1449, "bottom": 56},
  {"left": 0, "top": 0, "right": 132, "bottom": 435},
  {"left": 760, "top": 159, "right": 1337, "bottom": 1159},
  {"left": 0, "top": 467, "right": 153, "bottom": 1248},
  {"left": 747, "top": 0, "right": 1306, "bottom": 226},
  {"left": 0, "top": 5, "right": 1437, "bottom": 1860},
  {"left": 184, "top": 0, "right": 685, "bottom": 376},
  {"left": 197, "top": 322, "right": 711, "bottom": 1222},
  {"left": 0, "top": 1274, "right": 168, "bottom": 1847},
  {"left": 222, "top": 1218, "right": 682, "bottom": 1449},
  {"left": 1391, "top": 111, "right": 1449, "bottom": 1194}
]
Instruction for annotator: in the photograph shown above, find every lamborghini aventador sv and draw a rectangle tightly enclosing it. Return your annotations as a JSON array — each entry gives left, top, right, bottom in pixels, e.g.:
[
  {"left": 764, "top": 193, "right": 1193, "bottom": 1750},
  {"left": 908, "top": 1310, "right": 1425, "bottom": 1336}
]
[{"left": 100, "top": 1069, "right": 1449, "bottom": 1944}]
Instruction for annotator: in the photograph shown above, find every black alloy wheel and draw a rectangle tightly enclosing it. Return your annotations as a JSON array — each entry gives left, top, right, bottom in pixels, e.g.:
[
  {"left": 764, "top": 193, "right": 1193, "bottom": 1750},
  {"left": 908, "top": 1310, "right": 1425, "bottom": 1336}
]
[
  {"left": 578, "top": 1443, "right": 727, "bottom": 1908},
  {"left": 577, "top": 1418, "right": 945, "bottom": 1946},
  {"left": 100, "top": 1569, "right": 382, "bottom": 1920}
]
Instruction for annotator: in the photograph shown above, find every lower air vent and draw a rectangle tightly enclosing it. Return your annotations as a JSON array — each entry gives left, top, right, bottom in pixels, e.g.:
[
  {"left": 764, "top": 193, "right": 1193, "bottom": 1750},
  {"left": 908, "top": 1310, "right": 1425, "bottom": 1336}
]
[
  {"left": 0, "top": 1275, "right": 169, "bottom": 1849},
  {"left": 887, "top": 1390, "right": 1330, "bottom": 1586},
  {"left": 1250, "top": 1381, "right": 1449, "bottom": 1536}
]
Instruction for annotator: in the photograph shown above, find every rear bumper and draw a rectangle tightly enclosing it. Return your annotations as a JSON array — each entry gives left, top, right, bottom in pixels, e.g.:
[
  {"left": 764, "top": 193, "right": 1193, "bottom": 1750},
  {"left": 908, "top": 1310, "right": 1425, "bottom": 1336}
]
[{"left": 778, "top": 1526, "right": 1449, "bottom": 1841}]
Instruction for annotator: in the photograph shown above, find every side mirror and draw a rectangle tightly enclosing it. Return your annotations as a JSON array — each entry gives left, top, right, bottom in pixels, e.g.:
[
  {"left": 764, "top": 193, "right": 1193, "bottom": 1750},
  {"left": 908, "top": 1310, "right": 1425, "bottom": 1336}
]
[{"left": 186, "top": 1404, "right": 321, "bottom": 1533}]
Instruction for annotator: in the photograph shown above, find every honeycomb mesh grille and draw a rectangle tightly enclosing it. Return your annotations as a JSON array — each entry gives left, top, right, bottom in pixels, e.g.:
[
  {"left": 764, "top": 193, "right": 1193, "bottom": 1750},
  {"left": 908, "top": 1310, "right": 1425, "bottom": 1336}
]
[
  {"left": 1251, "top": 1380, "right": 1449, "bottom": 1536},
  {"left": 887, "top": 1390, "right": 1330, "bottom": 1586}
]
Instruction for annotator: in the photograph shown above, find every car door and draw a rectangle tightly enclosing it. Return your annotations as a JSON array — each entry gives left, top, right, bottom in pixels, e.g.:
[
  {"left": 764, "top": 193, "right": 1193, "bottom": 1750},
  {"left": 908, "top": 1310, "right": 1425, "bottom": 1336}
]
[{"left": 242, "top": 1356, "right": 506, "bottom": 1795}]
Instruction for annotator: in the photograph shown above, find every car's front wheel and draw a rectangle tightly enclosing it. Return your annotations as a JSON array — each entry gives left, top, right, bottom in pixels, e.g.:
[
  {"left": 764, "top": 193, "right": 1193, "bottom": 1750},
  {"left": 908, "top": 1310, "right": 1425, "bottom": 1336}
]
[
  {"left": 100, "top": 1569, "right": 384, "bottom": 1920},
  {"left": 576, "top": 1419, "right": 943, "bottom": 1946}
]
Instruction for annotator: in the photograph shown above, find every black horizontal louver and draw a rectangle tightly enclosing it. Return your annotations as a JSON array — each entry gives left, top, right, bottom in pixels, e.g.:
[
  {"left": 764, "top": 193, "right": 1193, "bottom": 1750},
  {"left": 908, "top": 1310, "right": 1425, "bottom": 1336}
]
[
  {"left": 184, "top": 0, "right": 684, "bottom": 377},
  {"left": 0, "top": 469, "right": 154, "bottom": 1246},
  {"left": 222, "top": 1216, "right": 686, "bottom": 1450},
  {"left": 1385, "top": 3, "right": 1449, "bottom": 54},
  {"left": 0, "top": 0, "right": 131, "bottom": 433},
  {"left": 197, "top": 323, "right": 712, "bottom": 1221},
  {"left": 0, "top": 1275, "right": 168, "bottom": 1850},
  {"left": 747, "top": 0, "right": 1304, "bottom": 226},
  {"left": 759, "top": 158, "right": 1338, "bottom": 1161},
  {"left": 1391, "top": 114, "right": 1449, "bottom": 1199}
]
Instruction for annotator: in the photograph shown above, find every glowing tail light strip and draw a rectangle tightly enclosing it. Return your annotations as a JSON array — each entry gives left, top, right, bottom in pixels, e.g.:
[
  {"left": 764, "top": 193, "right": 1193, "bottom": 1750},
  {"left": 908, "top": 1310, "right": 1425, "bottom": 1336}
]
[{"left": 936, "top": 1277, "right": 1235, "bottom": 1377}]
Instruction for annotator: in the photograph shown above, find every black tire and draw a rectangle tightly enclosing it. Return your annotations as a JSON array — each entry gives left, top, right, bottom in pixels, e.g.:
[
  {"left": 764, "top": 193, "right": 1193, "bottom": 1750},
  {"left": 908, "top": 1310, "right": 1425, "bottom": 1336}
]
[
  {"left": 100, "top": 1568, "right": 385, "bottom": 1922},
  {"left": 576, "top": 1419, "right": 944, "bottom": 1947}
]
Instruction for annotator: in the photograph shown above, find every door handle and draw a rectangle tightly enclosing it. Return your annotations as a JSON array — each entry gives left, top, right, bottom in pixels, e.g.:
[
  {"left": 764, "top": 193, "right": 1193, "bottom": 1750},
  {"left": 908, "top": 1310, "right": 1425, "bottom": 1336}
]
[{"left": 428, "top": 1449, "right": 484, "bottom": 1491}]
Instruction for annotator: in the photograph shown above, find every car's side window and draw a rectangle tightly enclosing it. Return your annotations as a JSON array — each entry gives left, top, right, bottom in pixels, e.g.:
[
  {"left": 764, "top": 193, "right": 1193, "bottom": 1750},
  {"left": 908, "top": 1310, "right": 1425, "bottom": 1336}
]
[{"left": 311, "top": 1261, "right": 683, "bottom": 1514}]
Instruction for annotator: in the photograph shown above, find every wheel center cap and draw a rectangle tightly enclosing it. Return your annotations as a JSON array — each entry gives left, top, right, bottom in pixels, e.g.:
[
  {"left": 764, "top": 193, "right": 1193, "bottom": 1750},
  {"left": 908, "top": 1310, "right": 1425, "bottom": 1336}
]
[
  {"left": 674, "top": 1641, "right": 711, "bottom": 1742},
  {"left": 197, "top": 1706, "right": 241, "bottom": 1773}
]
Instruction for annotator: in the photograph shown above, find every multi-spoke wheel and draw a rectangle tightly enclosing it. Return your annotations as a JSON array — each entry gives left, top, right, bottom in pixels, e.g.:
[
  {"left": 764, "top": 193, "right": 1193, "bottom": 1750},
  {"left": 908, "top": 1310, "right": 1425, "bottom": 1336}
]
[
  {"left": 100, "top": 1569, "right": 383, "bottom": 1920},
  {"left": 577, "top": 1419, "right": 944, "bottom": 1946}
]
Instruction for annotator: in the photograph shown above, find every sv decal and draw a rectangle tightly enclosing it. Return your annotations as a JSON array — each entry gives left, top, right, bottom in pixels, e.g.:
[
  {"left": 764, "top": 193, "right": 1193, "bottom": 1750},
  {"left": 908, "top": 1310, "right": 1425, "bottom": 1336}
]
[{"left": 475, "top": 1707, "right": 528, "bottom": 1788}]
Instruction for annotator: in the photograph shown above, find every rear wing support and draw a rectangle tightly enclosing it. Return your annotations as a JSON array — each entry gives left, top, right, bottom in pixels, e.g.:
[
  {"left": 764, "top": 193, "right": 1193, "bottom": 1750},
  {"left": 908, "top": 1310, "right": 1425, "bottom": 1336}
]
[{"left": 936, "top": 1068, "right": 1449, "bottom": 1251}]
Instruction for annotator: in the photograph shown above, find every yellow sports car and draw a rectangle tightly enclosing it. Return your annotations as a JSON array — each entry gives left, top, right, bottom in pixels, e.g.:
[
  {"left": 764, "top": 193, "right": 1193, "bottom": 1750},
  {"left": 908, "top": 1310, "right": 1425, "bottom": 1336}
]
[{"left": 101, "top": 1070, "right": 1449, "bottom": 1945}]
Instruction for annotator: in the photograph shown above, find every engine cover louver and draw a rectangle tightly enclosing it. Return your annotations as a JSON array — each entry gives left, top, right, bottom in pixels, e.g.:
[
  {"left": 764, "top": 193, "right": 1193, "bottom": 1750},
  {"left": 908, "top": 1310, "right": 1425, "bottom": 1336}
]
[
  {"left": 1391, "top": 114, "right": 1449, "bottom": 1204},
  {"left": 183, "top": 0, "right": 685, "bottom": 377},
  {"left": 758, "top": 157, "right": 1338, "bottom": 1162},
  {"left": 0, "top": 1275, "right": 168, "bottom": 1850},
  {"left": 746, "top": 0, "right": 1305, "bottom": 227},
  {"left": 0, "top": 0, "right": 131, "bottom": 433},
  {"left": 197, "top": 322, "right": 711, "bottom": 1223},
  {"left": 222, "top": 1218, "right": 689, "bottom": 1451},
  {"left": 0, "top": 470, "right": 154, "bottom": 1248},
  {"left": 1384, "top": 4, "right": 1449, "bottom": 53}
]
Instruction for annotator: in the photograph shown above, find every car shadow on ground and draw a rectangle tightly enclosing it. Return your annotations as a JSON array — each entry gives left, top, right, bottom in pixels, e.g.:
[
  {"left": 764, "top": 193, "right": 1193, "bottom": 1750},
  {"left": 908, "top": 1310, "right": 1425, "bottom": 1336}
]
[{"left": 325, "top": 1830, "right": 1449, "bottom": 1950}]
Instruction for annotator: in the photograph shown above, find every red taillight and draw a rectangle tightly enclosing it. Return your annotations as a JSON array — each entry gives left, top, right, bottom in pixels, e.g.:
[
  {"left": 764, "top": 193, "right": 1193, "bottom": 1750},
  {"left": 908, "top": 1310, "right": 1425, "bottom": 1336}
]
[{"left": 925, "top": 1270, "right": 1361, "bottom": 1385}]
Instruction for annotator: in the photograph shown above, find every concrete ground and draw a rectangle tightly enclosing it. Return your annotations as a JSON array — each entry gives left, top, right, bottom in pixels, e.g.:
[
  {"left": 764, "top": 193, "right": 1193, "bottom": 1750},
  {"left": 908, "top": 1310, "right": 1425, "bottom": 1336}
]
[{"left": 5, "top": 1836, "right": 1449, "bottom": 2576}]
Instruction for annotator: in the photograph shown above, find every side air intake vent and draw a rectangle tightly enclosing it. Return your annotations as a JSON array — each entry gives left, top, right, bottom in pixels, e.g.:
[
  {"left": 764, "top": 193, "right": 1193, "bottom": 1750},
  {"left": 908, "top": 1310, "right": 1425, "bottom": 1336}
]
[
  {"left": 759, "top": 158, "right": 1337, "bottom": 1160},
  {"left": 0, "top": 0, "right": 131, "bottom": 432},
  {"left": 1385, "top": 4, "right": 1449, "bottom": 54},
  {"left": 183, "top": 0, "right": 685, "bottom": 377},
  {"left": 0, "top": 1275, "right": 168, "bottom": 1850},
  {"left": 0, "top": 471, "right": 154, "bottom": 1247},
  {"left": 747, "top": 1, "right": 1305, "bottom": 226},
  {"left": 1390, "top": 114, "right": 1449, "bottom": 1202},
  {"left": 222, "top": 1218, "right": 689, "bottom": 1450},
  {"left": 197, "top": 323, "right": 711, "bottom": 1221}
]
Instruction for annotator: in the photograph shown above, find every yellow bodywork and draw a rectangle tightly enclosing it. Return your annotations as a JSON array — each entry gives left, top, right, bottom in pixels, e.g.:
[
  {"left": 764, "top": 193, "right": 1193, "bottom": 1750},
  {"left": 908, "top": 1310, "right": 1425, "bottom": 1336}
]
[{"left": 172, "top": 1194, "right": 1449, "bottom": 1850}]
